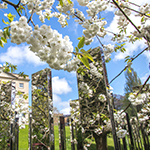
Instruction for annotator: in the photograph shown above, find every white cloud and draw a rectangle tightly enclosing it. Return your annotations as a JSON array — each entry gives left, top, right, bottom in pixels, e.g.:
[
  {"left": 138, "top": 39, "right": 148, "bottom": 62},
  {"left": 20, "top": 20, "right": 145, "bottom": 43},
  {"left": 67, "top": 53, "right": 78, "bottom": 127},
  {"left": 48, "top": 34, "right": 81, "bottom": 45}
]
[
  {"left": 60, "top": 107, "right": 70, "bottom": 115},
  {"left": 0, "top": 45, "right": 46, "bottom": 66},
  {"left": 53, "top": 94, "right": 71, "bottom": 115},
  {"left": 129, "top": 0, "right": 150, "bottom": 6},
  {"left": 52, "top": 76, "right": 72, "bottom": 95},
  {"left": 114, "top": 40, "right": 146, "bottom": 61},
  {"left": 69, "top": 22, "right": 79, "bottom": 35},
  {"left": 53, "top": 94, "right": 62, "bottom": 105},
  {"left": 52, "top": 77, "right": 72, "bottom": 115},
  {"left": 140, "top": 73, "right": 150, "bottom": 84},
  {"left": 143, "top": 50, "right": 150, "bottom": 62}
]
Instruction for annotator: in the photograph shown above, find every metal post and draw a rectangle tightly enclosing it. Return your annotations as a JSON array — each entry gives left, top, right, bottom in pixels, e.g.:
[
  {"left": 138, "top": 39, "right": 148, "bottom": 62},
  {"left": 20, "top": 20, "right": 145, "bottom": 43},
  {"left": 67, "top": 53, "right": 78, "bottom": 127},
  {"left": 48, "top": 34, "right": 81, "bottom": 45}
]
[
  {"left": 48, "top": 70, "right": 55, "bottom": 150},
  {"left": 29, "top": 111, "right": 32, "bottom": 150},
  {"left": 59, "top": 116, "right": 66, "bottom": 150},
  {"left": 100, "top": 47, "right": 119, "bottom": 150},
  {"left": 10, "top": 123, "right": 13, "bottom": 150},
  {"left": 15, "top": 112, "right": 19, "bottom": 150}
]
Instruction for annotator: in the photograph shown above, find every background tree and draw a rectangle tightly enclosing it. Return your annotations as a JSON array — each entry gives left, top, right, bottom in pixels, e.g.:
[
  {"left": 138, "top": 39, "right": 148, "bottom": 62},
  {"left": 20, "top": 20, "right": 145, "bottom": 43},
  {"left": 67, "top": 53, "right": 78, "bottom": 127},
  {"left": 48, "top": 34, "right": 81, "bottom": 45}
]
[
  {"left": 112, "top": 94, "right": 124, "bottom": 110},
  {"left": 53, "top": 106, "right": 60, "bottom": 114},
  {"left": 123, "top": 67, "right": 142, "bottom": 116}
]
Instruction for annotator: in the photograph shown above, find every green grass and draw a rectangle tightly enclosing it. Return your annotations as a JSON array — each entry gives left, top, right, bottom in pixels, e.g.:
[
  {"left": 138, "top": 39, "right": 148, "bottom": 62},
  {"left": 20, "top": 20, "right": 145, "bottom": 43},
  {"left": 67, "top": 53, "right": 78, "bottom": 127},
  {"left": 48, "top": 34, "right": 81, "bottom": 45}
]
[
  {"left": 19, "top": 125, "right": 115, "bottom": 150},
  {"left": 19, "top": 125, "right": 28, "bottom": 150},
  {"left": 54, "top": 126, "right": 71, "bottom": 150}
]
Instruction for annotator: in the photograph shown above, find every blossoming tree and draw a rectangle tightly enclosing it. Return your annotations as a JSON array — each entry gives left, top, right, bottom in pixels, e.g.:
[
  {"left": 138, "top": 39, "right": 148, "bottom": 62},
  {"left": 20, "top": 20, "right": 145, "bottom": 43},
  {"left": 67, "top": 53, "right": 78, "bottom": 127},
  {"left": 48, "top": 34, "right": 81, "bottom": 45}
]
[{"left": 0, "top": 0, "right": 150, "bottom": 149}]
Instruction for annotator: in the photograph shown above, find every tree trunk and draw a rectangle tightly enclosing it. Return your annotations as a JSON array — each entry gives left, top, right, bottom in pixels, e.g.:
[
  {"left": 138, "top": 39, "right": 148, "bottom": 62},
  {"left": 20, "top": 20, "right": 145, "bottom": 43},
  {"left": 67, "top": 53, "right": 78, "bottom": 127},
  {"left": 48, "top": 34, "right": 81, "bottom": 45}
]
[{"left": 93, "top": 132, "right": 108, "bottom": 150}]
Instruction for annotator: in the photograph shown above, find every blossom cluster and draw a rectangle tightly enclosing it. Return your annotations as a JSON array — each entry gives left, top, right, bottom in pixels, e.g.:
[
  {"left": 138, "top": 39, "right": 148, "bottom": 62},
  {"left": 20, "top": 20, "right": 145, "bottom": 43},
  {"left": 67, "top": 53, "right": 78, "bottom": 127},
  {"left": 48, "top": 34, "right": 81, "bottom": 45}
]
[
  {"left": 22, "top": 0, "right": 68, "bottom": 27},
  {"left": 82, "top": 18, "right": 107, "bottom": 45},
  {"left": 89, "top": 62, "right": 103, "bottom": 78},
  {"left": 103, "top": 44, "right": 114, "bottom": 61},
  {"left": 86, "top": 0, "right": 108, "bottom": 16},
  {"left": 0, "top": 2, "right": 7, "bottom": 9},
  {"left": 78, "top": 82, "right": 93, "bottom": 97},
  {"left": 98, "top": 94, "right": 106, "bottom": 102},
  {"left": 10, "top": 16, "right": 76, "bottom": 71},
  {"left": 56, "top": 0, "right": 74, "bottom": 15},
  {"left": 116, "top": 129, "right": 127, "bottom": 138},
  {"left": 10, "top": 16, "right": 32, "bottom": 45},
  {"left": 128, "top": 93, "right": 147, "bottom": 105}
]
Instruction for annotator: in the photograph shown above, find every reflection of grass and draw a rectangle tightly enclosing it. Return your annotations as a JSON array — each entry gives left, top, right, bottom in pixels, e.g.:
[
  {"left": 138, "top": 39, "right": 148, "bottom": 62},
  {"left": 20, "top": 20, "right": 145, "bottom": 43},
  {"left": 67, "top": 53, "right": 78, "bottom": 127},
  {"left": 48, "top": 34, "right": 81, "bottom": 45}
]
[
  {"left": 19, "top": 125, "right": 28, "bottom": 150},
  {"left": 54, "top": 125, "right": 71, "bottom": 150},
  {"left": 19, "top": 125, "right": 115, "bottom": 150}
]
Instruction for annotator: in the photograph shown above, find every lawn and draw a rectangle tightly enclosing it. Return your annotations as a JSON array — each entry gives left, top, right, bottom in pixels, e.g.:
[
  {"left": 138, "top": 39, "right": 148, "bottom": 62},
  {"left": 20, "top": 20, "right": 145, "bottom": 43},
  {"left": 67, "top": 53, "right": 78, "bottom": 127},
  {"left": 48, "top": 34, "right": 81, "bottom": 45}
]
[
  {"left": 19, "top": 125, "right": 115, "bottom": 150},
  {"left": 19, "top": 125, "right": 28, "bottom": 150}
]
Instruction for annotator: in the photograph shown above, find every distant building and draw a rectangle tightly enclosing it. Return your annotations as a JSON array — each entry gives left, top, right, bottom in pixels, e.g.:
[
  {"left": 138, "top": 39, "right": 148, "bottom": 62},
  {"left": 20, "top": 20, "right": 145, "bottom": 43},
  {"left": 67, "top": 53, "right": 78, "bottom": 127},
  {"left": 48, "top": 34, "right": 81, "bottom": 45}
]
[
  {"left": 0, "top": 69, "right": 30, "bottom": 125},
  {"left": 53, "top": 113, "right": 63, "bottom": 125}
]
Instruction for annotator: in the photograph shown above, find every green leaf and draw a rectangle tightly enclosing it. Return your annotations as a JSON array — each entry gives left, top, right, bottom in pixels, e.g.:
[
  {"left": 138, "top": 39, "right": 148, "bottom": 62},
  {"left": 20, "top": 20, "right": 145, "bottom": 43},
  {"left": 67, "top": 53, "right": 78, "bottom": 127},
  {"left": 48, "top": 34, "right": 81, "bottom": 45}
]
[
  {"left": 127, "top": 67, "right": 132, "bottom": 73},
  {"left": 3, "top": 30, "right": 7, "bottom": 39},
  {"left": 78, "top": 36, "right": 85, "bottom": 49},
  {"left": 77, "top": 37, "right": 82, "bottom": 40},
  {"left": 80, "top": 49, "right": 95, "bottom": 63},
  {"left": 67, "top": 0, "right": 72, "bottom": 4},
  {"left": 105, "top": 57, "right": 111, "bottom": 63},
  {"left": 2, "top": 19, "right": 9, "bottom": 25},
  {"left": 6, "top": 27, "right": 10, "bottom": 37},
  {"left": 60, "top": 0, "right": 63, "bottom": 6},
  {"left": 77, "top": 54, "right": 90, "bottom": 69},
  {"left": 0, "top": 40, "right": 4, "bottom": 47},
  {"left": 75, "top": 47, "right": 79, "bottom": 52},
  {"left": 146, "top": 13, "right": 150, "bottom": 16},
  {"left": 1, "top": 37, "right": 7, "bottom": 43},
  {"left": 65, "top": 20, "right": 68, "bottom": 26},
  {"left": 141, "top": 17, "right": 145, "bottom": 23},
  {"left": 7, "top": 13, "right": 15, "bottom": 22}
]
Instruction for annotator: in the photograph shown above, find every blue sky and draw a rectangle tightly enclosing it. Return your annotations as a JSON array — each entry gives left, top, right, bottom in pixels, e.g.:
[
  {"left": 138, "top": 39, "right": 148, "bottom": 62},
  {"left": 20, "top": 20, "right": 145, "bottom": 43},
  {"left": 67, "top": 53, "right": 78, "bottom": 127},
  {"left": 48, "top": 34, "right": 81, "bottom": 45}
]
[{"left": 0, "top": 0, "right": 149, "bottom": 114}]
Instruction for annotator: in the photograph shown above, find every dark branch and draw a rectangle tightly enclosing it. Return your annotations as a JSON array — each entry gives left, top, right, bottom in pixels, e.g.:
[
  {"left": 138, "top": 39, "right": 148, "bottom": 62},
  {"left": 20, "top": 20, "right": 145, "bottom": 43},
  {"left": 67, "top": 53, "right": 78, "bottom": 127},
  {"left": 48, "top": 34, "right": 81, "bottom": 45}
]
[
  {"left": 112, "top": 0, "right": 141, "bottom": 34},
  {"left": 2, "top": 0, "right": 21, "bottom": 17},
  {"left": 120, "top": 75, "right": 150, "bottom": 115},
  {"left": 109, "top": 47, "right": 148, "bottom": 84},
  {"left": 136, "top": 75, "right": 150, "bottom": 96}
]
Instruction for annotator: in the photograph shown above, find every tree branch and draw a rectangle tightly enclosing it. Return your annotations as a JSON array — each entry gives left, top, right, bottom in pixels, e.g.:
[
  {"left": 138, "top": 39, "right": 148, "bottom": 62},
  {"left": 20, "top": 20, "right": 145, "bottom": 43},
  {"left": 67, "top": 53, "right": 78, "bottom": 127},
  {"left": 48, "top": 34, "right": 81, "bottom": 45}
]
[
  {"left": 122, "top": 0, "right": 140, "bottom": 7},
  {"left": 2, "top": 0, "right": 17, "bottom": 7},
  {"left": 109, "top": 47, "right": 148, "bottom": 84},
  {"left": 2, "top": 0, "right": 21, "bottom": 17},
  {"left": 112, "top": 0, "right": 141, "bottom": 34},
  {"left": 120, "top": 75, "right": 150, "bottom": 115},
  {"left": 136, "top": 75, "right": 150, "bottom": 96},
  {"left": 120, "top": 5, "right": 150, "bottom": 18}
]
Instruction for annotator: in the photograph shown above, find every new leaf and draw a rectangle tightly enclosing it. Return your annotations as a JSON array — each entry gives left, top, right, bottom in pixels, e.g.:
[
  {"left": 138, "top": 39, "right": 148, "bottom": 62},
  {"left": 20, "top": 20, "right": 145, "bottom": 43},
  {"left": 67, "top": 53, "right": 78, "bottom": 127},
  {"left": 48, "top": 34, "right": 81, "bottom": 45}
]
[{"left": 78, "top": 36, "right": 85, "bottom": 49}]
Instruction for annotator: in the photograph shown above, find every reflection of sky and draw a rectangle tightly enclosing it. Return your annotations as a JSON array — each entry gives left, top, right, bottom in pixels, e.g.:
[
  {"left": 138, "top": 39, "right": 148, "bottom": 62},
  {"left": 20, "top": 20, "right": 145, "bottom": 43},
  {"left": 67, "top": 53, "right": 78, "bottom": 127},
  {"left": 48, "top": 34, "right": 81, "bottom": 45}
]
[
  {"left": 11, "top": 85, "right": 16, "bottom": 107},
  {"left": 0, "top": 1, "right": 149, "bottom": 115}
]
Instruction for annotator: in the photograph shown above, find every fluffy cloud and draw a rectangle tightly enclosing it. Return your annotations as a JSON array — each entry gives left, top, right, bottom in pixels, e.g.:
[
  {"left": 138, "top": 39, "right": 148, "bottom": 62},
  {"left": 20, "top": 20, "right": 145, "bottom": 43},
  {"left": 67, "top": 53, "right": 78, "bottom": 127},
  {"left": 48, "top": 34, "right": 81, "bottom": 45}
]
[
  {"left": 143, "top": 50, "right": 150, "bottom": 62},
  {"left": 53, "top": 94, "right": 71, "bottom": 115},
  {"left": 140, "top": 73, "right": 150, "bottom": 83},
  {"left": 0, "top": 45, "right": 46, "bottom": 66},
  {"left": 52, "top": 77, "right": 72, "bottom": 114},
  {"left": 60, "top": 107, "right": 70, "bottom": 115},
  {"left": 52, "top": 76, "right": 72, "bottom": 95},
  {"left": 114, "top": 40, "right": 146, "bottom": 61}
]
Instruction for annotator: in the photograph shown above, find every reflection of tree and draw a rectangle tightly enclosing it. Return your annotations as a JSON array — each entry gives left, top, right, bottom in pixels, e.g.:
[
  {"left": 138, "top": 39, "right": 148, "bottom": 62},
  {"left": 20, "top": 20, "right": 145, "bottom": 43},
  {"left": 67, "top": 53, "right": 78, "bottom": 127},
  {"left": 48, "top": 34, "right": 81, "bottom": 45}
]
[
  {"left": 32, "top": 68, "right": 54, "bottom": 149},
  {"left": 72, "top": 47, "right": 111, "bottom": 150},
  {"left": 0, "top": 82, "right": 11, "bottom": 149}
]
